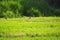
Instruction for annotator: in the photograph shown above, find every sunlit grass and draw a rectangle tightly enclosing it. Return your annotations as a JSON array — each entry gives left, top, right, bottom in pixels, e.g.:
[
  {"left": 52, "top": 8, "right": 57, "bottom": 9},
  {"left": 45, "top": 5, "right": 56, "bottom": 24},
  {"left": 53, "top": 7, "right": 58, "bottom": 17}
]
[{"left": 0, "top": 17, "right": 60, "bottom": 40}]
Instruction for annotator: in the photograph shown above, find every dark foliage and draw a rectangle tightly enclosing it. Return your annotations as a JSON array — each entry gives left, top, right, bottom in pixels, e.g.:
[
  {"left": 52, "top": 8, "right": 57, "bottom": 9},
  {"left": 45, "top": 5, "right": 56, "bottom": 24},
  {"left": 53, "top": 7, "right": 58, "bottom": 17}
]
[{"left": 0, "top": 0, "right": 60, "bottom": 18}]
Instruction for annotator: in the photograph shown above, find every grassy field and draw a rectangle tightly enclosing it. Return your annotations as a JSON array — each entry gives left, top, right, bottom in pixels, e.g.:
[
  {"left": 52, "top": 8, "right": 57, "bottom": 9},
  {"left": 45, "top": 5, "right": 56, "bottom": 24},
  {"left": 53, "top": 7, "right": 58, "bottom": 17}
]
[{"left": 0, "top": 17, "right": 60, "bottom": 40}]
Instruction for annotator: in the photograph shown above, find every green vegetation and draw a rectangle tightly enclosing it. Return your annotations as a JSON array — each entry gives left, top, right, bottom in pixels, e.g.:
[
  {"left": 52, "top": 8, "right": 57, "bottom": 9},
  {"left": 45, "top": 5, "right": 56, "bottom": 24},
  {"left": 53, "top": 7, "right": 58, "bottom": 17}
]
[
  {"left": 0, "top": 0, "right": 60, "bottom": 18},
  {"left": 0, "top": 37, "right": 60, "bottom": 40},
  {"left": 0, "top": 17, "right": 60, "bottom": 40},
  {"left": 0, "top": 0, "right": 60, "bottom": 40}
]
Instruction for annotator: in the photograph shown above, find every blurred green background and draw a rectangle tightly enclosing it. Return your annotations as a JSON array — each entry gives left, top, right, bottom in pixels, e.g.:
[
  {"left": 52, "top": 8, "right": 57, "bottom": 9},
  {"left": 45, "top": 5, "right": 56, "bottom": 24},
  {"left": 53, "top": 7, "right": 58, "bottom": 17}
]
[{"left": 0, "top": 0, "right": 60, "bottom": 18}]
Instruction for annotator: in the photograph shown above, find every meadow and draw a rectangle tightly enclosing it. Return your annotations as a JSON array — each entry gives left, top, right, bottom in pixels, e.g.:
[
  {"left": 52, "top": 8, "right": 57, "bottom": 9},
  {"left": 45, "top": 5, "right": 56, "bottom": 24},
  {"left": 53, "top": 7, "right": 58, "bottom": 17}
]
[{"left": 0, "top": 17, "right": 60, "bottom": 40}]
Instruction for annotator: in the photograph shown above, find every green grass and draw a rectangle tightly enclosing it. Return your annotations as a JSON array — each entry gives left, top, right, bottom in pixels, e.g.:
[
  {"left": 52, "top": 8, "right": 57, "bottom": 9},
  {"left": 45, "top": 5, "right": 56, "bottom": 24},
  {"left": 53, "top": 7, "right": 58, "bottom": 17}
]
[
  {"left": 0, "top": 17, "right": 60, "bottom": 40},
  {"left": 0, "top": 37, "right": 60, "bottom": 40}
]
